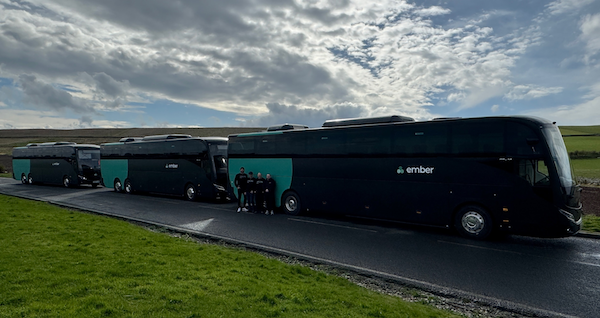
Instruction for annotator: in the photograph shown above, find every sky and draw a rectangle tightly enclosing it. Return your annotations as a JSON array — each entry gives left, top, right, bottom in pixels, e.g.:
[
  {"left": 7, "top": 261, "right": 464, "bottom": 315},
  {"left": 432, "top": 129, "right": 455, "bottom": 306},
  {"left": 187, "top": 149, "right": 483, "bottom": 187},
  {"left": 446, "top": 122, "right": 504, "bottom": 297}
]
[{"left": 0, "top": 0, "right": 599, "bottom": 129}]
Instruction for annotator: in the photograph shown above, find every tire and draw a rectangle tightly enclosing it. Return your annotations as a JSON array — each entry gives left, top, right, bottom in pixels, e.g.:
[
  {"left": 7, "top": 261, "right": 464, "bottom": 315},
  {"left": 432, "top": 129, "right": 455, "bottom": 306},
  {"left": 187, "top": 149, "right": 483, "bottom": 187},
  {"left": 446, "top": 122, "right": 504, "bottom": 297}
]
[
  {"left": 114, "top": 179, "right": 123, "bottom": 192},
  {"left": 63, "top": 176, "right": 71, "bottom": 188},
  {"left": 184, "top": 183, "right": 197, "bottom": 201},
  {"left": 124, "top": 179, "right": 133, "bottom": 194},
  {"left": 282, "top": 191, "right": 302, "bottom": 216},
  {"left": 21, "top": 174, "right": 28, "bottom": 184},
  {"left": 28, "top": 174, "right": 33, "bottom": 184},
  {"left": 454, "top": 205, "right": 493, "bottom": 240}
]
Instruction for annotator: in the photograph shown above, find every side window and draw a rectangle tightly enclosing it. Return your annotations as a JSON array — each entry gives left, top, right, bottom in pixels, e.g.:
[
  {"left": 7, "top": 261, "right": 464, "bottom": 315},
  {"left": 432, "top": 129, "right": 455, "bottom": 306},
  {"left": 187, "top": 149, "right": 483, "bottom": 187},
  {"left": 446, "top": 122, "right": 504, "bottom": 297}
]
[
  {"left": 451, "top": 122, "right": 504, "bottom": 155},
  {"left": 392, "top": 124, "right": 448, "bottom": 155},
  {"left": 306, "top": 130, "right": 346, "bottom": 155},
  {"left": 278, "top": 133, "right": 305, "bottom": 154},
  {"left": 346, "top": 127, "right": 391, "bottom": 155},
  {"left": 507, "top": 123, "right": 543, "bottom": 156},
  {"left": 518, "top": 159, "right": 550, "bottom": 186},
  {"left": 228, "top": 138, "right": 256, "bottom": 155},
  {"left": 257, "top": 136, "right": 277, "bottom": 155}
]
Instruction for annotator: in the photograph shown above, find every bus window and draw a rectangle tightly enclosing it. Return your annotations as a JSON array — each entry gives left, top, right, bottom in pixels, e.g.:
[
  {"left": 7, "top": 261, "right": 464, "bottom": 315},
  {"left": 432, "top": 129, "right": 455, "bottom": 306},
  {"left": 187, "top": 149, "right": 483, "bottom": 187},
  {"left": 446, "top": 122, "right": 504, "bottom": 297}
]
[
  {"left": 78, "top": 150, "right": 100, "bottom": 169},
  {"left": 451, "top": 122, "right": 504, "bottom": 155},
  {"left": 393, "top": 124, "right": 448, "bottom": 155},
  {"left": 346, "top": 127, "right": 391, "bottom": 155},
  {"left": 518, "top": 159, "right": 550, "bottom": 186},
  {"left": 306, "top": 130, "right": 345, "bottom": 155},
  {"left": 507, "top": 123, "right": 542, "bottom": 156}
]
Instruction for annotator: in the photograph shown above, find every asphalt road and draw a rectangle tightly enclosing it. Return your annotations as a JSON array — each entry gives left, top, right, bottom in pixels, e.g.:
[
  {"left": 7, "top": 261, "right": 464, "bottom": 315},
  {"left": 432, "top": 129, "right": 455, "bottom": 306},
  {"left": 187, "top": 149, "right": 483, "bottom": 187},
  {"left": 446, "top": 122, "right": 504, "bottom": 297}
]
[{"left": 1, "top": 178, "right": 599, "bottom": 318}]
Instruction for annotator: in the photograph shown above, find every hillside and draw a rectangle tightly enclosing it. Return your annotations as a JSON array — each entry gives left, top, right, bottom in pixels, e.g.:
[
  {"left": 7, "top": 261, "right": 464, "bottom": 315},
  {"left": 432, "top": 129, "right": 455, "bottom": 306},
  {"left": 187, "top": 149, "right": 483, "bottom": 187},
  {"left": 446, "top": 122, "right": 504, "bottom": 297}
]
[{"left": 0, "top": 127, "right": 263, "bottom": 156}]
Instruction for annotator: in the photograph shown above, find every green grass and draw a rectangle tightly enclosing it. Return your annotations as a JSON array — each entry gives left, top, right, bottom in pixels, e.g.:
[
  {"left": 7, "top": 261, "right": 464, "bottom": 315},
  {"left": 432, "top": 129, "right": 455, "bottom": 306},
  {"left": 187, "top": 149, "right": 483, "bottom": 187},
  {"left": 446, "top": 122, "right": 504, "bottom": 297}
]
[
  {"left": 0, "top": 173, "right": 10, "bottom": 178},
  {"left": 571, "top": 159, "right": 600, "bottom": 179},
  {"left": 0, "top": 195, "right": 458, "bottom": 318},
  {"left": 583, "top": 214, "right": 600, "bottom": 233},
  {"left": 560, "top": 125, "right": 600, "bottom": 136},
  {"left": 562, "top": 136, "right": 600, "bottom": 152}
]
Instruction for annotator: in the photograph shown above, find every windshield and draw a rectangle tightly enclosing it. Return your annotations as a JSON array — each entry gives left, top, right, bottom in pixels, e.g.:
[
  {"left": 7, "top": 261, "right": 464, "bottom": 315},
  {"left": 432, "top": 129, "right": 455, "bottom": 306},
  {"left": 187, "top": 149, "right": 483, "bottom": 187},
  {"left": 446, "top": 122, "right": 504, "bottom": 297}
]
[
  {"left": 77, "top": 150, "right": 101, "bottom": 170},
  {"left": 542, "top": 127, "right": 574, "bottom": 194}
]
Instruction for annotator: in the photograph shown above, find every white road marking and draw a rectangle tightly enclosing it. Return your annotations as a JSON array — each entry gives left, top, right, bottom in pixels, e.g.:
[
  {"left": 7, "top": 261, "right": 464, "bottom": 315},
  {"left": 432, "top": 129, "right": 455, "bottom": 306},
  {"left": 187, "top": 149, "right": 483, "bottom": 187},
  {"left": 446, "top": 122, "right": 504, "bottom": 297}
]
[
  {"left": 180, "top": 218, "right": 214, "bottom": 232},
  {"left": 288, "top": 218, "right": 378, "bottom": 233}
]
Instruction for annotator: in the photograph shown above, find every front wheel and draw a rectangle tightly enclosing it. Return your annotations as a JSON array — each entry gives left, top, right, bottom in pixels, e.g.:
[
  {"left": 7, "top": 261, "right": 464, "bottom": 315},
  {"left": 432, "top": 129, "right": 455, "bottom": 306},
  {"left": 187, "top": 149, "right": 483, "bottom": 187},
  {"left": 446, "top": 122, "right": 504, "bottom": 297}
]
[
  {"left": 454, "top": 205, "right": 493, "bottom": 240},
  {"left": 63, "top": 176, "right": 71, "bottom": 188},
  {"left": 28, "top": 174, "right": 33, "bottom": 184},
  {"left": 21, "top": 174, "right": 28, "bottom": 184},
  {"left": 184, "top": 183, "right": 197, "bottom": 201},
  {"left": 114, "top": 179, "right": 123, "bottom": 192},
  {"left": 124, "top": 179, "right": 133, "bottom": 194},
  {"left": 282, "top": 191, "right": 302, "bottom": 216}
]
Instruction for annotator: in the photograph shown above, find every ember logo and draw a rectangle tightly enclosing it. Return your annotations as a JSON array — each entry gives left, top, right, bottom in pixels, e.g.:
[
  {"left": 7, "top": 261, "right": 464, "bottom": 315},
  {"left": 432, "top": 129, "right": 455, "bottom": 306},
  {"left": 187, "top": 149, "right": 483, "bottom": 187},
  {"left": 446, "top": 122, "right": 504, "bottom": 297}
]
[
  {"left": 165, "top": 163, "right": 179, "bottom": 169},
  {"left": 397, "top": 165, "right": 435, "bottom": 174}
]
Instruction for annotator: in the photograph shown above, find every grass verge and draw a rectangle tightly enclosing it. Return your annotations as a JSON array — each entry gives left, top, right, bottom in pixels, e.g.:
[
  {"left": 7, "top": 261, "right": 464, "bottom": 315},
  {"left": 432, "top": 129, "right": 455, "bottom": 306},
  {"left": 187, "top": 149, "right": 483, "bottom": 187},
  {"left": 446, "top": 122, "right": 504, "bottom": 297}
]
[
  {"left": 583, "top": 214, "right": 600, "bottom": 233},
  {"left": 0, "top": 173, "right": 11, "bottom": 178},
  {"left": 571, "top": 158, "right": 600, "bottom": 180},
  {"left": 0, "top": 194, "right": 458, "bottom": 318}
]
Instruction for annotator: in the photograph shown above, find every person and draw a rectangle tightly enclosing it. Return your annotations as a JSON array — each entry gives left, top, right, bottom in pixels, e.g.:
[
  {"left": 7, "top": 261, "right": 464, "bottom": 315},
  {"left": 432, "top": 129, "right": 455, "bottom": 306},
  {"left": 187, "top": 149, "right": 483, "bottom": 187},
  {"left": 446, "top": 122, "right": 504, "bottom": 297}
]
[
  {"left": 255, "top": 172, "right": 265, "bottom": 213},
  {"left": 265, "top": 173, "right": 276, "bottom": 215},
  {"left": 246, "top": 172, "right": 256, "bottom": 212},
  {"left": 234, "top": 167, "right": 248, "bottom": 212}
]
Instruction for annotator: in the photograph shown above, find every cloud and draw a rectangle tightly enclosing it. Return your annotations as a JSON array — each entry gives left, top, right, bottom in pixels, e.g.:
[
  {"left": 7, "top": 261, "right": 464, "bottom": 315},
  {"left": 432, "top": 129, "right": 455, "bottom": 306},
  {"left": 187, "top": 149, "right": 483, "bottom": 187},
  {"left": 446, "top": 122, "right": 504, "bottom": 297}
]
[
  {"left": 505, "top": 85, "right": 563, "bottom": 101},
  {"left": 580, "top": 13, "right": 600, "bottom": 57},
  {"left": 245, "top": 102, "right": 368, "bottom": 128},
  {"left": 414, "top": 6, "right": 451, "bottom": 17},
  {"left": 546, "top": 0, "right": 594, "bottom": 15},
  {"left": 491, "top": 104, "right": 500, "bottom": 112},
  {"left": 16, "top": 74, "right": 96, "bottom": 114},
  {"left": 525, "top": 95, "right": 600, "bottom": 125}
]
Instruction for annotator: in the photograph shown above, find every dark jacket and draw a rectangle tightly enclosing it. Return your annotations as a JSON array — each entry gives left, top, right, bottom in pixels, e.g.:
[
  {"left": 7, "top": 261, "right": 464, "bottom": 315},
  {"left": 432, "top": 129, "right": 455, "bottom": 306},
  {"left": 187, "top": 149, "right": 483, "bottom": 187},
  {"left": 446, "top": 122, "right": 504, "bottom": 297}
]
[{"left": 234, "top": 173, "right": 248, "bottom": 191}]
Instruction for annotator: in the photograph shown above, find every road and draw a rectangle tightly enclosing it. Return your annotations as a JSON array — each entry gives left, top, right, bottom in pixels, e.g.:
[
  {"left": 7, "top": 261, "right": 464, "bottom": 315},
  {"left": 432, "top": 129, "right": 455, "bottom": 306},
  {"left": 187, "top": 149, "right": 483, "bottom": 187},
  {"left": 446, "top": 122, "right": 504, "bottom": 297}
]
[{"left": 1, "top": 178, "right": 599, "bottom": 318}]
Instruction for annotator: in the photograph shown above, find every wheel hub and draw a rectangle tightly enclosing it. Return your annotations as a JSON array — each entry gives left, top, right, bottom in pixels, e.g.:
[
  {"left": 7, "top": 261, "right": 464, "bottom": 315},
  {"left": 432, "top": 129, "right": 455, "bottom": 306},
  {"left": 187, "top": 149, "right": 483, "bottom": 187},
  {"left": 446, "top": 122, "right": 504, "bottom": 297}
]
[
  {"left": 286, "top": 198, "right": 297, "bottom": 212},
  {"left": 462, "top": 211, "right": 485, "bottom": 234}
]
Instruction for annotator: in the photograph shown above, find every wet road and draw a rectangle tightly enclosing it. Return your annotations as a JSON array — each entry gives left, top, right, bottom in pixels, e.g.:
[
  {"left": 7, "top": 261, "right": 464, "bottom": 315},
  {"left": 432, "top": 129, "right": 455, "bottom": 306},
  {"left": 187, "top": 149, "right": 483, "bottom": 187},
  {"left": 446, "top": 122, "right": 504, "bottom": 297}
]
[{"left": 1, "top": 178, "right": 599, "bottom": 318}]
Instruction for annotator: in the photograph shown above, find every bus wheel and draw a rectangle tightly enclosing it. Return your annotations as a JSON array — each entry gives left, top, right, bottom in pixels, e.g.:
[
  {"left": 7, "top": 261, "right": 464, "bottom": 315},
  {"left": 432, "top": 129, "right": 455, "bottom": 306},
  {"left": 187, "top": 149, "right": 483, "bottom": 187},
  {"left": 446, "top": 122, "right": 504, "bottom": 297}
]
[
  {"left": 282, "top": 191, "right": 302, "bottom": 216},
  {"left": 184, "top": 183, "right": 197, "bottom": 201},
  {"left": 124, "top": 179, "right": 133, "bottom": 194},
  {"left": 21, "top": 174, "right": 28, "bottom": 184},
  {"left": 63, "top": 176, "right": 71, "bottom": 188},
  {"left": 28, "top": 174, "right": 33, "bottom": 184},
  {"left": 114, "top": 179, "right": 123, "bottom": 192},
  {"left": 454, "top": 205, "right": 492, "bottom": 240}
]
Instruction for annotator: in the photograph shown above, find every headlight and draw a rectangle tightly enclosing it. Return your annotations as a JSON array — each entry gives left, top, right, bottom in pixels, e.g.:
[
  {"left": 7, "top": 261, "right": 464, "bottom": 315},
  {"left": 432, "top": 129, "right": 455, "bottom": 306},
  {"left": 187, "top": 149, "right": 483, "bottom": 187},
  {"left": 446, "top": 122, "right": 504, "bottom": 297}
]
[
  {"left": 213, "top": 184, "right": 226, "bottom": 192},
  {"left": 559, "top": 209, "right": 582, "bottom": 225},
  {"left": 78, "top": 175, "right": 87, "bottom": 180}
]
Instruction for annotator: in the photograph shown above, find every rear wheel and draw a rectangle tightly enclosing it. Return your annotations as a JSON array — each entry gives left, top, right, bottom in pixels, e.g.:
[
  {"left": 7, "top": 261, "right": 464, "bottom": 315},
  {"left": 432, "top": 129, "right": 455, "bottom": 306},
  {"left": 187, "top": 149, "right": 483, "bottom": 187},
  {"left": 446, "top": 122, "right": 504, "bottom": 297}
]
[
  {"left": 28, "top": 174, "right": 33, "bottom": 184},
  {"left": 124, "top": 179, "right": 133, "bottom": 194},
  {"left": 282, "top": 191, "right": 302, "bottom": 216},
  {"left": 63, "top": 176, "right": 71, "bottom": 188},
  {"left": 454, "top": 205, "right": 493, "bottom": 240},
  {"left": 21, "top": 174, "right": 28, "bottom": 184},
  {"left": 185, "top": 183, "right": 197, "bottom": 201},
  {"left": 114, "top": 179, "right": 123, "bottom": 192}
]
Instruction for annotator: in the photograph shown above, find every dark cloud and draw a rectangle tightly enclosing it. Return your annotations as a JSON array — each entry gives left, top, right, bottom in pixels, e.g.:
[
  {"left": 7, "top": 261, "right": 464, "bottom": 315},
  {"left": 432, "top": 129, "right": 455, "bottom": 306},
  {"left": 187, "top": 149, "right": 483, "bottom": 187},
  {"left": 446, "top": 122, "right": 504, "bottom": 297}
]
[
  {"left": 246, "top": 102, "right": 367, "bottom": 128},
  {"left": 92, "top": 72, "right": 128, "bottom": 98},
  {"left": 17, "top": 74, "right": 95, "bottom": 113}
]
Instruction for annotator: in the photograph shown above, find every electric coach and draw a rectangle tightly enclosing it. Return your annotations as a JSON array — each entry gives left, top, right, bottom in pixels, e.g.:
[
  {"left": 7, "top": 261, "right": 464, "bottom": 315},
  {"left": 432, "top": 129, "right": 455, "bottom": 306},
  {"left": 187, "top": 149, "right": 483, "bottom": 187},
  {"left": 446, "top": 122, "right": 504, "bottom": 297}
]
[
  {"left": 100, "top": 135, "right": 229, "bottom": 201},
  {"left": 227, "top": 116, "right": 582, "bottom": 239},
  {"left": 13, "top": 142, "right": 101, "bottom": 187}
]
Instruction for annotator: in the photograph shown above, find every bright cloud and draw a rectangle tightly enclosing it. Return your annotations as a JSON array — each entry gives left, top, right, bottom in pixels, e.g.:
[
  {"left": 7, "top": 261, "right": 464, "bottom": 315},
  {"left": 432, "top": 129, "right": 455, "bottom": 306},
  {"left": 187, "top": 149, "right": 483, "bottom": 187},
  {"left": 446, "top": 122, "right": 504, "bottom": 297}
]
[{"left": 0, "top": 0, "right": 598, "bottom": 128}]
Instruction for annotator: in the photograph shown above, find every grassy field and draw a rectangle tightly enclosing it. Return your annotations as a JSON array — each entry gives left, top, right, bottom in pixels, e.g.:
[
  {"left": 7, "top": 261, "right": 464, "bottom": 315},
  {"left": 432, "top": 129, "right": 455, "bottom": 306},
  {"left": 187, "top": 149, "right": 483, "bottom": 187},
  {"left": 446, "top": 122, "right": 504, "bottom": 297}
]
[
  {"left": 0, "top": 194, "right": 458, "bottom": 318},
  {"left": 562, "top": 136, "right": 600, "bottom": 152},
  {"left": 583, "top": 215, "right": 600, "bottom": 233},
  {"left": 571, "top": 159, "right": 600, "bottom": 179},
  {"left": 559, "top": 125, "right": 600, "bottom": 135}
]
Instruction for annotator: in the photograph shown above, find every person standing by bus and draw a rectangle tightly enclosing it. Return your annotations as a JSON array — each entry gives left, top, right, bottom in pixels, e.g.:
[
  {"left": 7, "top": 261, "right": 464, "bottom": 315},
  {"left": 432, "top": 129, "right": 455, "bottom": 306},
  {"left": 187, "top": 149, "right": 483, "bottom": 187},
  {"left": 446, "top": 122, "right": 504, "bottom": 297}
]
[
  {"left": 255, "top": 172, "right": 266, "bottom": 214},
  {"left": 234, "top": 167, "right": 248, "bottom": 213},
  {"left": 265, "top": 173, "right": 276, "bottom": 215},
  {"left": 246, "top": 171, "right": 256, "bottom": 212}
]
